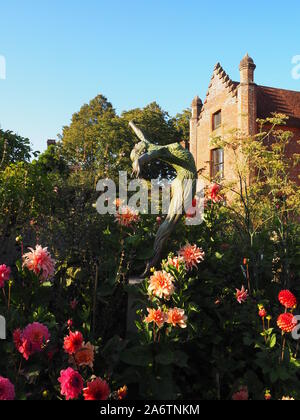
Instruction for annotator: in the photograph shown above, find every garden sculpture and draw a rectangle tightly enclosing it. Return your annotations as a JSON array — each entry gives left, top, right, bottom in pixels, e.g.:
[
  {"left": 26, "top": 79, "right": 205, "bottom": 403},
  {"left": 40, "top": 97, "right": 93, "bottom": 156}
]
[{"left": 129, "top": 121, "right": 198, "bottom": 276}]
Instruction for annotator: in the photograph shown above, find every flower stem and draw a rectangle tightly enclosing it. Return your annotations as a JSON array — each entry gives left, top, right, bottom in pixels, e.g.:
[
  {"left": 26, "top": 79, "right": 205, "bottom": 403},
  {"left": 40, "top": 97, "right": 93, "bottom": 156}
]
[{"left": 281, "top": 334, "right": 286, "bottom": 363}]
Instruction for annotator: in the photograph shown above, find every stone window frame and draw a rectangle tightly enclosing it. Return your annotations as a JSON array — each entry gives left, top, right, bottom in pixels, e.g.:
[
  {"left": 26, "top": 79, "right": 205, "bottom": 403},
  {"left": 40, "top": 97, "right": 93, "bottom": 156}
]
[
  {"left": 210, "top": 148, "right": 224, "bottom": 181},
  {"left": 212, "top": 110, "right": 222, "bottom": 131}
]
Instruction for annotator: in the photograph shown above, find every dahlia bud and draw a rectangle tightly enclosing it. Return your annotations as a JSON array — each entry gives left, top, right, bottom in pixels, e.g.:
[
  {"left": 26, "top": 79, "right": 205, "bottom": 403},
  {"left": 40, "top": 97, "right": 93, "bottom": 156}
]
[
  {"left": 117, "top": 385, "right": 128, "bottom": 400},
  {"left": 42, "top": 390, "right": 49, "bottom": 399},
  {"left": 70, "top": 299, "right": 78, "bottom": 310},
  {"left": 265, "top": 390, "right": 271, "bottom": 400},
  {"left": 16, "top": 236, "right": 23, "bottom": 243},
  {"left": 67, "top": 319, "right": 73, "bottom": 328},
  {"left": 259, "top": 308, "right": 267, "bottom": 318}
]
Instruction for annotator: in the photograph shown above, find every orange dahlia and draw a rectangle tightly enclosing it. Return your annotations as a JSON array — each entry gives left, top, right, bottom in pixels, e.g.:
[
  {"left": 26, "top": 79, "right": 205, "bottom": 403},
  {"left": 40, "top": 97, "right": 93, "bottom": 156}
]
[
  {"left": 148, "top": 271, "right": 175, "bottom": 300},
  {"left": 115, "top": 206, "right": 140, "bottom": 228},
  {"left": 144, "top": 308, "right": 167, "bottom": 329},
  {"left": 165, "top": 256, "right": 185, "bottom": 271},
  {"left": 74, "top": 342, "right": 95, "bottom": 369},
  {"left": 22, "top": 245, "right": 55, "bottom": 282},
  {"left": 178, "top": 243, "right": 205, "bottom": 271},
  {"left": 167, "top": 308, "right": 187, "bottom": 329},
  {"left": 278, "top": 290, "right": 297, "bottom": 309},
  {"left": 277, "top": 313, "right": 297, "bottom": 333}
]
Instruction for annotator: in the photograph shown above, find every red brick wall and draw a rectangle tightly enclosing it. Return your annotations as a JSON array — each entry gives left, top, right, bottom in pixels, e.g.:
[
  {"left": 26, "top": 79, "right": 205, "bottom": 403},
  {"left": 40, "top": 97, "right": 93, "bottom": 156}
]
[
  {"left": 190, "top": 59, "right": 300, "bottom": 187},
  {"left": 193, "top": 69, "right": 239, "bottom": 185}
]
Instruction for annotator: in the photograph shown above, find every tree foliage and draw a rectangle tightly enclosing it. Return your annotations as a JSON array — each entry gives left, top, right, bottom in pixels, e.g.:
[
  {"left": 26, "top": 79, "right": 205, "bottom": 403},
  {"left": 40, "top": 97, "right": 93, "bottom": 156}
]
[{"left": 0, "top": 129, "right": 31, "bottom": 169}]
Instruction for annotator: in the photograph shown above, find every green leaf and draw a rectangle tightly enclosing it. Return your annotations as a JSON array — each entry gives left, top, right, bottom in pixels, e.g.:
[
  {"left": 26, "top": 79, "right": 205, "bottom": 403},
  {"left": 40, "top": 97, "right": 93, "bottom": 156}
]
[
  {"left": 120, "top": 345, "right": 153, "bottom": 367},
  {"left": 269, "top": 334, "right": 277, "bottom": 348},
  {"left": 173, "top": 351, "right": 189, "bottom": 368},
  {"left": 270, "top": 370, "right": 279, "bottom": 384},
  {"left": 155, "top": 348, "right": 174, "bottom": 365}
]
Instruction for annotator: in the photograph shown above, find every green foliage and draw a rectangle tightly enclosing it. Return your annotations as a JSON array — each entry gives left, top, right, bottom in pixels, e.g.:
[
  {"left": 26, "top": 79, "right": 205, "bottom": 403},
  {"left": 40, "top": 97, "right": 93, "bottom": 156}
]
[
  {"left": 0, "top": 129, "right": 32, "bottom": 168},
  {"left": 1, "top": 103, "right": 299, "bottom": 400}
]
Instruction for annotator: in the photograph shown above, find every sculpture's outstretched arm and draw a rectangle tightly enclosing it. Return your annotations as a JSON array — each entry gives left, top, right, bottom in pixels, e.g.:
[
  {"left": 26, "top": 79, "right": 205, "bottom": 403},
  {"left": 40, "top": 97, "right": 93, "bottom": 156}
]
[{"left": 129, "top": 121, "right": 150, "bottom": 144}]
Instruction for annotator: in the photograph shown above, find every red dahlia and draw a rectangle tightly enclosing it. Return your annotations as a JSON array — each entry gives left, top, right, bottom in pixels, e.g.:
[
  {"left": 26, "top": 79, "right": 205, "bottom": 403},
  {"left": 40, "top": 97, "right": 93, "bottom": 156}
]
[
  {"left": 278, "top": 290, "right": 297, "bottom": 309},
  {"left": 63, "top": 331, "right": 83, "bottom": 355},
  {"left": 83, "top": 378, "right": 110, "bottom": 401},
  {"left": 277, "top": 313, "right": 297, "bottom": 333}
]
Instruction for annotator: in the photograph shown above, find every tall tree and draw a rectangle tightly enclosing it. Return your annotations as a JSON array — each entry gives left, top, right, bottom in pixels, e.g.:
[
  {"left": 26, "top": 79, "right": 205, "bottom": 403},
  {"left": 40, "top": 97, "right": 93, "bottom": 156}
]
[
  {"left": 172, "top": 108, "right": 192, "bottom": 149},
  {"left": 59, "top": 95, "right": 133, "bottom": 182}
]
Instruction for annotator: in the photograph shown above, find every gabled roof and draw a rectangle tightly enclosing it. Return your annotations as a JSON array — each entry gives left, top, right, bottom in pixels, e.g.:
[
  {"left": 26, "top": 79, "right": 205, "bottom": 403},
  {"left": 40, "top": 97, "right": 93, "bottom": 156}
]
[
  {"left": 199, "top": 63, "right": 238, "bottom": 121},
  {"left": 196, "top": 60, "right": 300, "bottom": 128},
  {"left": 257, "top": 85, "right": 300, "bottom": 127}
]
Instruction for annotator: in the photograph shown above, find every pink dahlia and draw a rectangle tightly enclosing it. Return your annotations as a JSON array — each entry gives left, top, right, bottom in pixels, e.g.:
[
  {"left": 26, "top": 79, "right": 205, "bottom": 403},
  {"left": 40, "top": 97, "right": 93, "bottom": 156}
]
[
  {"left": 15, "top": 336, "right": 32, "bottom": 361},
  {"left": 236, "top": 286, "right": 248, "bottom": 304},
  {"left": 14, "top": 323, "right": 50, "bottom": 360},
  {"left": 115, "top": 206, "right": 140, "bottom": 228},
  {"left": 83, "top": 378, "right": 110, "bottom": 401},
  {"left": 22, "top": 245, "right": 55, "bottom": 282},
  {"left": 178, "top": 243, "right": 205, "bottom": 271},
  {"left": 0, "top": 264, "right": 11, "bottom": 288},
  {"left": 148, "top": 271, "right": 175, "bottom": 300},
  {"left": 58, "top": 368, "right": 84, "bottom": 400},
  {"left": 63, "top": 330, "right": 83, "bottom": 355},
  {"left": 22, "top": 322, "right": 50, "bottom": 354},
  {"left": 0, "top": 376, "right": 15, "bottom": 400},
  {"left": 13, "top": 329, "right": 23, "bottom": 350}
]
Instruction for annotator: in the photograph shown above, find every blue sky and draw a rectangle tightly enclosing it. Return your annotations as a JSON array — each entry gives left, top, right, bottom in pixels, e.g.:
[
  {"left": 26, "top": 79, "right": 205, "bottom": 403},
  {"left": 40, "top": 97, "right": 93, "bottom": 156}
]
[{"left": 0, "top": 0, "right": 299, "bottom": 152}]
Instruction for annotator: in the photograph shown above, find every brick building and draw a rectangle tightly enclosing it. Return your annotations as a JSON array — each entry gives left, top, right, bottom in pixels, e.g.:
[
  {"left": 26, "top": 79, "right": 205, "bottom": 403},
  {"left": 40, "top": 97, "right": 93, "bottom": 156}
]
[{"left": 189, "top": 54, "right": 300, "bottom": 185}]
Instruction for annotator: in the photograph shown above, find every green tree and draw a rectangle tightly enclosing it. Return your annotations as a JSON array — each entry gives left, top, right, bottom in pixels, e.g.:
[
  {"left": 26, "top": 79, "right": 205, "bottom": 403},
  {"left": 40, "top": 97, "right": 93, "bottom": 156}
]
[
  {"left": 0, "top": 129, "right": 32, "bottom": 168},
  {"left": 37, "top": 144, "right": 69, "bottom": 175},
  {"left": 172, "top": 108, "right": 192, "bottom": 149},
  {"left": 121, "top": 102, "right": 180, "bottom": 145},
  {"left": 59, "top": 94, "right": 134, "bottom": 184}
]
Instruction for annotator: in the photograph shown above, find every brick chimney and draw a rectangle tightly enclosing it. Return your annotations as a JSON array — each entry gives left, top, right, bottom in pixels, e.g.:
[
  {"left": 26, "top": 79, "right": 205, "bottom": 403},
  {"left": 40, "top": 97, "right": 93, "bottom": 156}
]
[
  {"left": 190, "top": 96, "right": 202, "bottom": 164},
  {"left": 238, "top": 54, "right": 257, "bottom": 135},
  {"left": 47, "top": 139, "right": 56, "bottom": 148}
]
